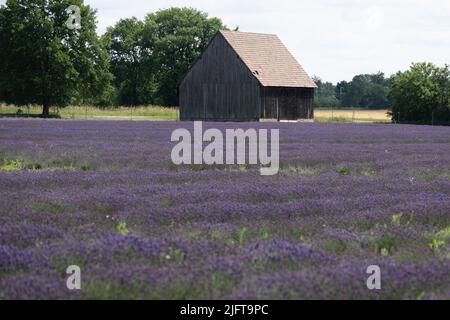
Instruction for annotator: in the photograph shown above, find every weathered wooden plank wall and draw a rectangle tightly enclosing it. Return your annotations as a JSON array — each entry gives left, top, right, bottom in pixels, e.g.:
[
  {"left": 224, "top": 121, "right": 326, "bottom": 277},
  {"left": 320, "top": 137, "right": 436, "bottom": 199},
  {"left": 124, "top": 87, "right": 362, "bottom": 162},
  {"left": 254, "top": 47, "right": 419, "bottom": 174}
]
[
  {"left": 180, "top": 33, "right": 261, "bottom": 121},
  {"left": 261, "top": 87, "right": 315, "bottom": 120}
]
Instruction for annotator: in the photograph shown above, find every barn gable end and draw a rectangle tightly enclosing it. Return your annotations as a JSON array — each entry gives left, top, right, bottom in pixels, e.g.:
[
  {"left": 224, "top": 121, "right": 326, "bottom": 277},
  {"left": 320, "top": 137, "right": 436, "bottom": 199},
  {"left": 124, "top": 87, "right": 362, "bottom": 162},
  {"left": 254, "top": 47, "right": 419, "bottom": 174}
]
[
  {"left": 179, "top": 30, "right": 316, "bottom": 122},
  {"left": 179, "top": 32, "right": 261, "bottom": 121}
]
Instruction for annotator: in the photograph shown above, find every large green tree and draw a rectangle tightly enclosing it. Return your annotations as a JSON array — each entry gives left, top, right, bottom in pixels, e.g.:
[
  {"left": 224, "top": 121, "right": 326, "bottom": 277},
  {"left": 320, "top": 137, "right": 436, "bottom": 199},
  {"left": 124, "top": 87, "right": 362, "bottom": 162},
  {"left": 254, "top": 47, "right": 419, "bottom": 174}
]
[
  {"left": 145, "top": 7, "right": 226, "bottom": 106},
  {"left": 389, "top": 63, "right": 450, "bottom": 124},
  {"left": 0, "top": 0, "right": 113, "bottom": 116},
  {"left": 101, "top": 17, "right": 157, "bottom": 106},
  {"left": 102, "top": 7, "right": 225, "bottom": 107}
]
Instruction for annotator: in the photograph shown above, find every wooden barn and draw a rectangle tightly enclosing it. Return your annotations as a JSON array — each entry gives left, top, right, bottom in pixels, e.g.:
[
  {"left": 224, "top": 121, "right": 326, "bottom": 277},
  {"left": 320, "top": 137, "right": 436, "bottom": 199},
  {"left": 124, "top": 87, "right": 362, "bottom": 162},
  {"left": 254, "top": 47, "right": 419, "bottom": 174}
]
[{"left": 179, "top": 30, "right": 317, "bottom": 122}]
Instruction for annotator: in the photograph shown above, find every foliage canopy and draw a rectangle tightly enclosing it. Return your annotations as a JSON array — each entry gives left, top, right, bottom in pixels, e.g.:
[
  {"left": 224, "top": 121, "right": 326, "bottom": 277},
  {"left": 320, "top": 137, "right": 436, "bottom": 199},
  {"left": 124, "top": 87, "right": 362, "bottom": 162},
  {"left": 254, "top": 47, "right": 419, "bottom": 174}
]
[
  {"left": 0, "top": 0, "right": 113, "bottom": 116},
  {"left": 389, "top": 62, "right": 450, "bottom": 124}
]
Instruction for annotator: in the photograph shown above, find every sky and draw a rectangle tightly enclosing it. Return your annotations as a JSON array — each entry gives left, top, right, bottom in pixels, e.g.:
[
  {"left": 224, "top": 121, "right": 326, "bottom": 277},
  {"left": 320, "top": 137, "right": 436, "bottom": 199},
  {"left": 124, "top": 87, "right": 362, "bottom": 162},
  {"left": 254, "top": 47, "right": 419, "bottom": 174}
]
[{"left": 2, "top": 0, "right": 450, "bottom": 83}]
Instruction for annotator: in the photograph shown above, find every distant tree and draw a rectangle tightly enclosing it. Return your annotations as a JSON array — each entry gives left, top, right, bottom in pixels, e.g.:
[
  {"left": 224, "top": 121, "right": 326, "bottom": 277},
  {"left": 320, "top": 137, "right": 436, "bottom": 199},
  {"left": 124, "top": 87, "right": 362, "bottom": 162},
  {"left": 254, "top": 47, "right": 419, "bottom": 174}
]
[
  {"left": 335, "top": 81, "right": 349, "bottom": 101},
  {"left": 315, "top": 95, "right": 341, "bottom": 109},
  {"left": 102, "top": 17, "right": 157, "bottom": 106},
  {"left": 389, "top": 63, "right": 450, "bottom": 124},
  {"left": 341, "top": 73, "right": 390, "bottom": 109},
  {"left": 313, "top": 76, "right": 334, "bottom": 97},
  {"left": 313, "top": 76, "right": 341, "bottom": 108},
  {"left": 0, "top": 0, "right": 113, "bottom": 116},
  {"left": 145, "top": 7, "right": 226, "bottom": 106}
]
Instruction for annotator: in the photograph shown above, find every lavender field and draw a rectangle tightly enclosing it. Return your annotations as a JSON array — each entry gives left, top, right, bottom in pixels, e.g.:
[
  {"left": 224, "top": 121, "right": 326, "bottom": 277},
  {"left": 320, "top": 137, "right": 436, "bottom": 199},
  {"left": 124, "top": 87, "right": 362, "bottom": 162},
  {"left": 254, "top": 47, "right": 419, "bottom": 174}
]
[{"left": 0, "top": 119, "right": 449, "bottom": 300}]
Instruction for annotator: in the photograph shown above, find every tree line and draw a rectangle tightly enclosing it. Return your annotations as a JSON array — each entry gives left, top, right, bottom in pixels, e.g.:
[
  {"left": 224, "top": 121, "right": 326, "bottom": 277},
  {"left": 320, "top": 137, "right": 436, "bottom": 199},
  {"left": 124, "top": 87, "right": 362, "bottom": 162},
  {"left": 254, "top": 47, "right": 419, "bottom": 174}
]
[
  {"left": 0, "top": 1, "right": 226, "bottom": 116},
  {"left": 0, "top": 0, "right": 449, "bottom": 124},
  {"left": 313, "top": 73, "right": 393, "bottom": 110},
  {"left": 314, "top": 65, "right": 450, "bottom": 124}
]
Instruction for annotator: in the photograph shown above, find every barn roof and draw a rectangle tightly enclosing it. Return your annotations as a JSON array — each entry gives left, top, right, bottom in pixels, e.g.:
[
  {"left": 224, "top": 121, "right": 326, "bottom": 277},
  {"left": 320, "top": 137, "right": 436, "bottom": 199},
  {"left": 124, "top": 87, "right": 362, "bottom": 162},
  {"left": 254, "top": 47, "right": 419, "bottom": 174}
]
[{"left": 220, "top": 30, "right": 317, "bottom": 88}]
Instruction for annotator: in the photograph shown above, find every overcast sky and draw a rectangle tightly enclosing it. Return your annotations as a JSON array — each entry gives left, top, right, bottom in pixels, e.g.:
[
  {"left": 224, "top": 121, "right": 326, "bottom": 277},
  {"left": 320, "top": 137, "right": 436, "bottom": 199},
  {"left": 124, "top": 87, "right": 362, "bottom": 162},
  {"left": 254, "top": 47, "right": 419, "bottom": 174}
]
[{"left": 3, "top": 0, "right": 450, "bottom": 83}]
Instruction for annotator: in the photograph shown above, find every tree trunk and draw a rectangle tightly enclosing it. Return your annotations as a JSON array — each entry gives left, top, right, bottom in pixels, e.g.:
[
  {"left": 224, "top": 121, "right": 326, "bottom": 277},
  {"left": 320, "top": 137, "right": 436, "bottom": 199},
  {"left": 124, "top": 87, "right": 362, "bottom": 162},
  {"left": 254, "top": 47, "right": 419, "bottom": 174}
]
[{"left": 42, "top": 96, "right": 50, "bottom": 118}]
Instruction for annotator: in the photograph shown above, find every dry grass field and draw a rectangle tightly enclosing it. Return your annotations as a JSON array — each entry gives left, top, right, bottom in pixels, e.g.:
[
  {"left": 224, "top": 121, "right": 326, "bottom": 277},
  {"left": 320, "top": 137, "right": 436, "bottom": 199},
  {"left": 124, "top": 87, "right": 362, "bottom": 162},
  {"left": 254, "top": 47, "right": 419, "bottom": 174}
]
[
  {"left": 0, "top": 104, "right": 391, "bottom": 123},
  {"left": 0, "top": 104, "right": 179, "bottom": 121},
  {"left": 315, "top": 109, "right": 391, "bottom": 123}
]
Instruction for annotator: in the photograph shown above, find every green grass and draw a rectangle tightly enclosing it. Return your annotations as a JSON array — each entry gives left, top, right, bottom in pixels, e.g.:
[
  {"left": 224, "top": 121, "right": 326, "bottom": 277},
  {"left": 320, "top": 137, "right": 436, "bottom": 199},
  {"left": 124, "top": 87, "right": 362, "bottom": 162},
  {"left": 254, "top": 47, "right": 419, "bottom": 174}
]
[
  {"left": 0, "top": 157, "right": 95, "bottom": 172},
  {"left": 0, "top": 159, "right": 25, "bottom": 172},
  {"left": 281, "top": 164, "right": 321, "bottom": 175},
  {"left": 31, "top": 200, "right": 75, "bottom": 214},
  {"left": 0, "top": 158, "right": 46, "bottom": 172},
  {"left": 1, "top": 104, "right": 391, "bottom": 123},
  {"left": 117, "top": 222, "right": 130, "bottom": 236},
  {"left": 337, "top": 166, "right": 352, "bottom": 175},
  {"left": 0, "top": 104, "right": 179, "bottom": 121}
]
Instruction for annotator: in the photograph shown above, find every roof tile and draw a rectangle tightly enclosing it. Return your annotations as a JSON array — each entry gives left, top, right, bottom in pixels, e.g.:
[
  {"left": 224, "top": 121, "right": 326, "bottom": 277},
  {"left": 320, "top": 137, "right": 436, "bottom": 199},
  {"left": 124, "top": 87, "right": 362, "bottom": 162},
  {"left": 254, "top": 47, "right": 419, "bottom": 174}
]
[{"left": 220, "top": 30, "right": 317, "bottom": 88}]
